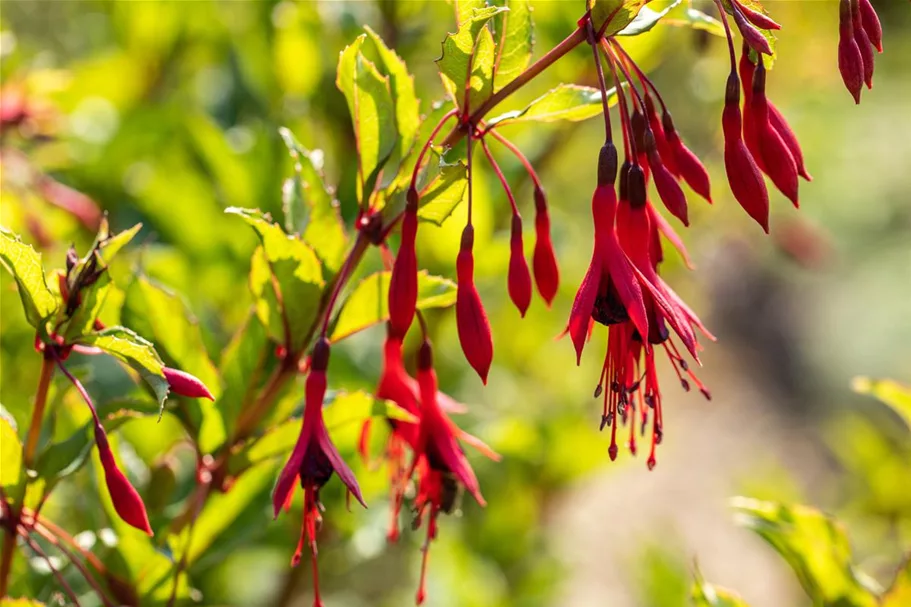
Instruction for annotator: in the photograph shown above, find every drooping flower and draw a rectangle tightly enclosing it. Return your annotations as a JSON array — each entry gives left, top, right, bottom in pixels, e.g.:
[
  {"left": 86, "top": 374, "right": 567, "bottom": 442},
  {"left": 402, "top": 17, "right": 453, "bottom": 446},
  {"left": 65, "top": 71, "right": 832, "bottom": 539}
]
[
  {"left": 455, "top": 225, "right": 494, "bottom": 383},
  {"left": 838, "top": 0, "right": 865, "bottom": 104},
  {"left": 408, "top": 339, "right": 498, "bottom": 605},
  {"left": 388, "top": 187, "right": 420, "bottom": 339},
  {"left": 508, "top": 215, "right": 533, "bottom": 317},
  {"left": 163, "top": 366, "right": 214, "bottom": 400},
  {"left": 273, "top": 338, "right": 365, "bottom": 607},
  {"left": 532, "top": 186, "right": 560, "bottom": 306}
]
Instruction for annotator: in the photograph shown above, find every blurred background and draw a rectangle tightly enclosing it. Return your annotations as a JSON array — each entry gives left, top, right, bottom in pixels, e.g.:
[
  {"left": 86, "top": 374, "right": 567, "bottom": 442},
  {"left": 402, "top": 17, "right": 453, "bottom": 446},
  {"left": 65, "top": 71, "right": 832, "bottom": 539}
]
[{"left": 1, "top": 1, "right": 909, "bottom": 606}]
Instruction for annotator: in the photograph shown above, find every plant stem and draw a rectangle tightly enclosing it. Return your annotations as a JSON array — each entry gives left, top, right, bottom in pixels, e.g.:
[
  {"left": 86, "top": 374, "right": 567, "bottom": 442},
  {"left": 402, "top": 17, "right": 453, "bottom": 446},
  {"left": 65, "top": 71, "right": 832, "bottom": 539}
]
[
  {"left": 0, "top": 528, "right": 14, "bottom": 597},
  {"left": 441, "top": 25, "right": 587, "bottom": 148},
  {"left": 23, "top": 354, "right": 54, "bottom": 470}
]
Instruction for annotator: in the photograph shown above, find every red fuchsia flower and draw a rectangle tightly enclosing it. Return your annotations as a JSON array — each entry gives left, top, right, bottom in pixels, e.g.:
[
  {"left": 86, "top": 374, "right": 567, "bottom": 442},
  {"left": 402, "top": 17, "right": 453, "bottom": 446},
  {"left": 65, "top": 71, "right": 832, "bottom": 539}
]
[
  {"left": 508, "top": 215, "right": 533, "bottom": 317},
  {"left": 858, "top": 0, "right": 883, "bottom": 53},
  {"left": 408, "top": 339, "right": 498, "bottom": 605},
  {"left": 163, "top": 366, "right": 214, "bottom": 400},
  {"left": 455, "top": 225, "right": 494, "bottom": 383},
  {"left": 388, "top": 187, "right": 420, "bottom": 339},
  {"left": 273, "top": 339, "right": 365, "bottom": 606},
  {"left": 723, "top": 71, "right": 770, "bottom": 232},
  {"left": 660, "top": 112, "right": 712, "bottom": 204},
  {"left": 731, "top": 0, "right": 780, "bottom": 32},
  {"left": 532, "top": 186, "right": 560, "bottom": 306},
  {"left": 728, "top": 1, "right": 773, "bottom": 57},
  {"left": 55, "top": 357, "right": 152, "bottom": 535},
  {"left": 838, "top": 0, "right": 866, "bottom": 104}
]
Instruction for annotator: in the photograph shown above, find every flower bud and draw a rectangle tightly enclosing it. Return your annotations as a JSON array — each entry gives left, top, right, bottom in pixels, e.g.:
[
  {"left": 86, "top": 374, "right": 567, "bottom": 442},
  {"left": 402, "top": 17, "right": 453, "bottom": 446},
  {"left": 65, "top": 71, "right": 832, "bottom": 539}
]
[
  {"left": 507, "top": 215, "right": 532, "bottom": 318},
  {"left": 852, "top": 9, "right": 875, "bottom": 89},
  {"left": 838, "top": 0, "right": 864, "bottom": 104},
  {"left": 455, "top": 226, "right": 493, "bottom": 384},
  {"left": 645, "top": 96, "right": 678, "bottom": 176},
  {"left": 532, "top": 187, "right": 559, "bottom": 306},
  {"left": 722, "top": 75, "right": 770, "bottom": 232},
  {"left": 732, "top": 0, "right": 780, "bottom": 31},
  {"left": 163, "top": 367, "right": 214, "bottom": 400},
  {"left": 388, "top": 205, "right": 418, "bottom": 339},
  {"left": 858, "top": 0, "right": 882, "bottom": 53},
  {"left": 627, "top": 165, "right": 649, "bottom": 211},
  {"left": 768, "top": 103, "right": 811, "bottom": 181},
  {"left": 752, "top": 62, "right": 800, "bottom": 206},
  {"left": 663, "top": 113, "right": 712, "bottom": 204},
  {"left": 597, "top": 142, "right": 618, "bottom": 187},
  {"left": 731, "top": 5, "right": 772, "bottom": 56},
  {"left": 739, "top": 49, "right": 766, "bottom": 174},
  {"left": 648, "top": 153, "right": 688, "bottom": 225},
  {"left": 95, "top": 423, "right": 153, "bottom": 536}
]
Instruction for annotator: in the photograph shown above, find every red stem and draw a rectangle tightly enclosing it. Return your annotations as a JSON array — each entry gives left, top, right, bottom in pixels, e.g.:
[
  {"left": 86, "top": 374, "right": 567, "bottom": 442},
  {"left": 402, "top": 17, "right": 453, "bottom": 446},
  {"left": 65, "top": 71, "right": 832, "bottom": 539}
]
[{"left": 479, "top": 138, "right": 520, "bottom": 217}]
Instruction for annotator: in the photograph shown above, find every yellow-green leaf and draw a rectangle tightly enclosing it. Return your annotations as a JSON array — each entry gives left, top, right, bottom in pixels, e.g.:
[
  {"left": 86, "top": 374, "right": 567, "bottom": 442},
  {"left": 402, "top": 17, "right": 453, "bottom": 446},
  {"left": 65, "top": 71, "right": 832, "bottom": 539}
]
[
  {"left": 337, "top": 36, "right": 399, "bottom": 202},
  {"left": 487, "top": 83, "right": 620, "bottom": 127},
  {"left": 692, "top": 565, "right": 752, "bottom": 606},
  {"left": 0, "top": 411, "right": 22, "bottom": 499},
  {"left": 0, "top": 227, "right": 58, "bottom": 329},
  {"left": 492, "top": 0, "right": 534, "bottom": 91},
  {"left": 617, "top": 0, "right": 684, "bottom": 36},
  {"left": 589, "top": 0, "right": 649, "bottom": 37},
  {"left": 731, "top": 497, "right": 880, "bottom": 607},
  {"left": 852, "top": 376, "right": 911, "bottom": 430},
  {"left": 436, "top": 6, "right": 508, "bottom": 112},
  {"left": 882, "top": 557, "right": 911, "bottom": 607},
  {"left": 331, "top": 270, "right": 458, "bottom": 341}
]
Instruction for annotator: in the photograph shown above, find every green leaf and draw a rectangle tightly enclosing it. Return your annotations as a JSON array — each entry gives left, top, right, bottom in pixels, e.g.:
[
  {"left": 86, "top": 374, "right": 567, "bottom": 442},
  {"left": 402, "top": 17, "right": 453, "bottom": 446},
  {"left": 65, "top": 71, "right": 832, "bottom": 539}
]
[
  {"left": 218, "top": 310, "right": 273, "bottom": 429},
  {"left": 95, "top": 222, "right": 142, "bottom": 264},
  {"left": 0, "top": 599, "right": 46, "bottom": 607},
  {"left": 363, "top": 26, "right": 421, "bottom": 159},
  {"left": 683, "top": 8, "right": 726, "bottom": 37},
  {"left": 227, "top": 207, "right": 325, "bottom": 353},
  {"left": 417, "top": 155, "right": 469, "bottom": 225},
  {"left": 692, "top": 565, "right": 752, "bottom": 606},
  {"left": 487, "top": 83, "right": 620, "bottom": 127},
  {"left": 80, "top": 327, "right": 170, "bottom": 413},
  {"left": 851, "top": 376, "right": 911, "bottom": 430},
  {"left": 617, "top": 0, "right": 684, "bottom": 36},
  {"left": 455, "top": 0, "right": 487, "bottom": 26},
  {"left": 0, "top": 227, "right": 58, "bottom": 329},
  {"left": 278, "top": 127, "right": 348, "bottom": 272},
  {"left": 589, "top": 0, "right": 649, "bottom": 37},
  {"left": 62, "top": 270, "right": 113, "bottom": 341},
  {"left": 436, "top": 6, "right": 507, "bottom": 112},
  {"left": 882, "top": 557, "right": 911, "bottom": 607},
  {"left": 331, "top": 270, "right": 457, "bottom": 341},
  {"left": 731, "top": 498, "right": 880, "bottom": 607},
  {"left": 492, "top": 0, "right": 534, "bottom": 92},
  {"left": 0, "top": 413, "right": 22, "bottom": 499},
  {"left": 122, "top": 275, "right": 224, "bottom": 452},
  {"left": 337, "top": 36, "right": 399, "bottom": 202}
]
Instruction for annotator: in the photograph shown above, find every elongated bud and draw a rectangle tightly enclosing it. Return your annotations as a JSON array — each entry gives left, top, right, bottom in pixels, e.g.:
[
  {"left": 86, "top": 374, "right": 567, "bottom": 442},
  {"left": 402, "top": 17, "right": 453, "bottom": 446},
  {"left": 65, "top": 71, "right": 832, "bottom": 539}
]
[
  {"left": 732, "top": 0, "right": 780, "bottom": 31},
  {"left": 163, "top": 367, "right": 214, "bottom": 400},
  {"left": 731, "top": 4, "right": 772, "bottom": 56},
  {"left": 663, "top": 112, "right": 712, "bottom": 204},
  {"left": 752, "top": 62, "right": 800, "bottom": 206},
  {"left": 455, "top": 226, "right": 493, "bottom": 384},
  {"left": 532, "top": 187, "right": 559, "bottom": 306},
  {"left": 598, "top": 142, "right": 618, "bottom": 186},
  {"left": 858, "top": 0, "right": 882, "bottom": 53},
  {"left": 838, "top": 0, "right": 864, "bottom": 104},
  {"left": 388, "top": 190, "right": 419, "bottom": 339},
  {"left": 722, "top": 73, "right": 769, "bottom": 232},
  {"left": 507, "top": 215, "right": 532, "bottom": 317},
  {"left": 644, "top": 96, "right": 678, "bottom": 176},
  {"left": 627, "top": 165, "right": 648, "bottom": 210},
  {"left": 768, "top": 103, "right": 811, "bottom": 181},
  {"left": 739, "top": 48, "right": 765, "bottom": 173},
  {"left": 95, "top": 423, "right": 153, "bottom": 536},
  {"left": 852, "top": 9, "right": 875, "bottom": 89}
]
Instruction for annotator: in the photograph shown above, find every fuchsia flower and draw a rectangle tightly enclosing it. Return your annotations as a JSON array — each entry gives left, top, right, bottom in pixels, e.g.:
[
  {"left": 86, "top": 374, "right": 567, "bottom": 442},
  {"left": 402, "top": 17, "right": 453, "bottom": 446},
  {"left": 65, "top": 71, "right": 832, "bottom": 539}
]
[
  {"left": 388, "top": 187, "right": 420, "bottom": 339},
  {"left": 273, "top": 339, "right": 365, "bottom": 606},
  {"left": 532, "top": 186, "right": 560, "bottom": 306},
  {"left": 838, "top": 0, "right": 883, "bottom": 103},
  {"left": 508, "top": 214, "right": 533, "bottom": 318},
  {"left": 455, "top": 225, "right": 494, "bottom": 383},
  {"left": 163, "top": 366, "right": 214, "bottom": 400},
  {"left": 408, "top": 339, "right": 498, "bottom": 605}
]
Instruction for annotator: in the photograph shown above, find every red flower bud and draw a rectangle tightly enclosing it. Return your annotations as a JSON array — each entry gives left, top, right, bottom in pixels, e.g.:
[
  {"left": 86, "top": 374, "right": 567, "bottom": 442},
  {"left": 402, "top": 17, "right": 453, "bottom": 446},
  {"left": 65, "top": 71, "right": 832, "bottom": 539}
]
[
  {"left": 649, "top": 152, "right": 689, "bottom": 226},
  {"left": 532, "top": 187, "right": 559, "bottom": 306},
  {"left": 731, "top": 4, "right": 772, "bottom": 56},
  {"left": 852, "top": 9, "right": 875, "bottom": 89},
  {"left": 388, "top": 190, "right": 419, "bottom": 339},
  {"left": 768, "top": 103, "right": 811, "bottom": 181},
  {"left": 455, "top": 226, "right": 493, "bottom": 384},
  {"left": 662, "top": 113, "right": 712, "bottom": 204},
  {"left": 732, "top": 0, "right": 780, "bottom": 31},
  {"left": 858, "top": 0, "right": 883, "bottom": 53},
  {"left": 739, "top": 49, "right": 766, "bottom": 174},
  {"left": 752, "top": 62, "right": 800, "bottom": 207},
  {"left": 507, "top": 215, "right": 532, "bottom": 317},
  {"left": 722, "top": 75, "right": 769, "bottom": 232},
  {"left": 163, "top": 367, "right": 214, "bottom": 400},
  {"left": 95, "top": 423, "right": 153, "bottom": 536},
  {"left": 645, "top": 97, "right": 678, "bottom": 176},
  {"left": 838, "top": 0, "right": 865, "bottom": 104}
]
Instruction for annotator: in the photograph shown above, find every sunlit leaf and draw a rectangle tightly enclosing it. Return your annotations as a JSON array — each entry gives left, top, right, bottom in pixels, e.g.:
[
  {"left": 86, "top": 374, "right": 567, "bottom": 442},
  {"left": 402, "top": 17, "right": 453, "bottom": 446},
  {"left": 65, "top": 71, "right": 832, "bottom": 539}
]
[
  {"left": 617, "top": 0, "right": 684, "bottom": 36},
  {"left": 455, "top": 0, "right": 487, "bottom": 26},
  {"left": 852, "top": 376, "right": 911, "bottom": 430},
  {"left": 731, "top": 497, "right": 880, "bottom": 607},
  {"left": 80, "top": 326, "right": 169, "bottom": 413},
  {"left": 278, "top": 127, "right": 348, "bottom": 272},
  {"left": 227, "top": 207, "right": 325, "bottom": 353},
  {"left": 331, "top": 270, "right": 458, "bottom": 341},
  {"left": 681, "top": 8, "right": 725, "bottom": 37},
  {"left": 122, "top": 275, "right": 224, "bottom": 452},
  {"left": 486, "top": 84, "right": 620, "bottom": 127},
  {"left": 363, "top": 26, "right": 421, "bottom": 159},
  {"left": 337, "top": 36, "right": 399, "bottom": 201},
  {"left": 0, "top": 412, "right": 22, "bottom": 499},
  {"left": 492, "top": 0, "right": 534, "bottom": 91},
  {"left": 589, "top": 0, "right": 649, "bottom": 37},
  {"left": 0, "top": 227, "right": 58, "bottom": 330},
  {"left": 692, "top": 564, "right": 752, "bottom": 606},
  {"left": 436, "top": 6, "right": 507, "bottom": 112},
  {"left": 218, "top": 310, "right": 274, "bottom": 431},
  {"left": 0, "top": 599, "right": 46, "bottom": 607},
  {"left": 417, "top": 155, "right": 469, "bottom": 225}
]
